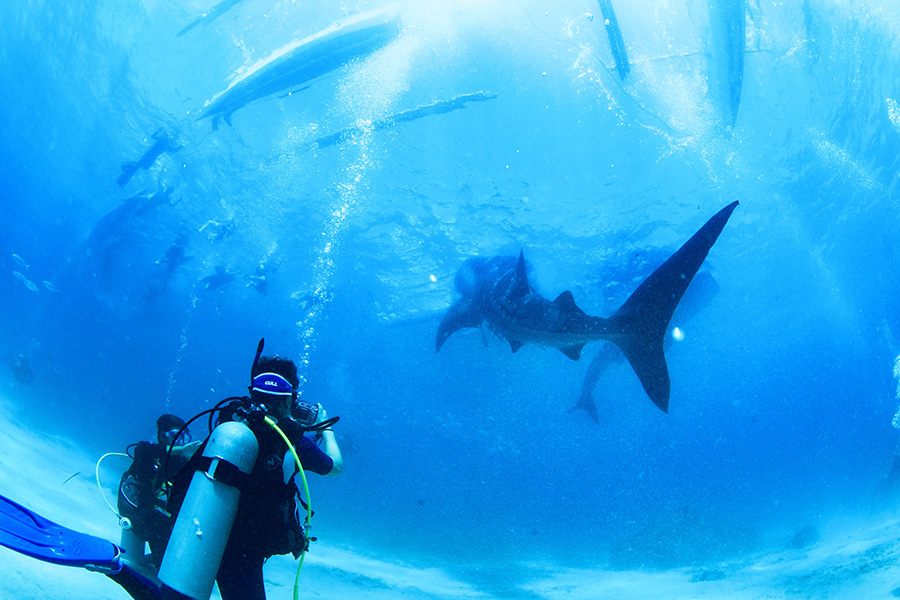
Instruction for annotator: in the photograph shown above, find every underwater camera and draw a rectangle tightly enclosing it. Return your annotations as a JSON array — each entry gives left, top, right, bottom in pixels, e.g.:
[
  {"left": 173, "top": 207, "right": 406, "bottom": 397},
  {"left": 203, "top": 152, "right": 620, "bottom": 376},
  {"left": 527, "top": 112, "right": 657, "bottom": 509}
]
[{"left": 293, "top": 401, "right": 319, "bottom": 428}]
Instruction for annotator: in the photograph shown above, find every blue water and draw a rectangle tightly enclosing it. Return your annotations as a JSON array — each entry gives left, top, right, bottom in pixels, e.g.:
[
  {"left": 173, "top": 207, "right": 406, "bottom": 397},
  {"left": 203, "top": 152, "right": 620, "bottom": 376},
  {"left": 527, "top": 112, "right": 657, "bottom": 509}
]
[{"left": 2, "top": 0, "right": 900, "bottom": 581}]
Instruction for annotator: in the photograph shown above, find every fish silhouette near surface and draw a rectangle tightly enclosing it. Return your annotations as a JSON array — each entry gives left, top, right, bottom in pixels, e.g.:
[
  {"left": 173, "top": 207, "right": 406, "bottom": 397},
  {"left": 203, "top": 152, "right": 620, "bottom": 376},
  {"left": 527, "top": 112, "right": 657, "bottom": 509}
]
[{"left": 117, "top": 129, "right": 182, "bottom": 187}]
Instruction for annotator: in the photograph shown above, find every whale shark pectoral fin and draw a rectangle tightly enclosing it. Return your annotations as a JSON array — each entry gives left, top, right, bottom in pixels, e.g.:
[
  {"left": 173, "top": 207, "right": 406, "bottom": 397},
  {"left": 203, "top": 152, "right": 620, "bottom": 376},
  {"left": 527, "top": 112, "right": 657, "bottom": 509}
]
[
  {"left": 552, "top": 291, "right": 586, "bottom": 316},
  {"left": 509, "top": 339, "right": 524, "bottom": 353},
  {"left": 559, "top": 344, "right": 585, "bottom": 360},
  {"left": 436, "top": 298, "right": 483, "bottom": 352}
]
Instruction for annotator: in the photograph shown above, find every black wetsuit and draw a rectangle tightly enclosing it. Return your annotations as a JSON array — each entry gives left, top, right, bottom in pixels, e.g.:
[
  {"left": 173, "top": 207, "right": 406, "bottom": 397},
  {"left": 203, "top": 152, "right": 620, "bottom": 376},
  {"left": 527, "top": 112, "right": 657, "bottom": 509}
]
[
  {"left": 117, "top": 442, "right": 187, "bottom": 566},
  {"left": 168, "top": 404, "right": 333, "bottom": 600}
]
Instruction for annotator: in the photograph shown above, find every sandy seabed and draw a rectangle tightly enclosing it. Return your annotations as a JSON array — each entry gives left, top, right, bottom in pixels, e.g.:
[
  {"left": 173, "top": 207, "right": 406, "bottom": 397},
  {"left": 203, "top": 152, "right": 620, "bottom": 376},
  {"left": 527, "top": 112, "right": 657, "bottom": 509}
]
[{"left": 2, "top": 394, "right": 899, "bottom": 600}]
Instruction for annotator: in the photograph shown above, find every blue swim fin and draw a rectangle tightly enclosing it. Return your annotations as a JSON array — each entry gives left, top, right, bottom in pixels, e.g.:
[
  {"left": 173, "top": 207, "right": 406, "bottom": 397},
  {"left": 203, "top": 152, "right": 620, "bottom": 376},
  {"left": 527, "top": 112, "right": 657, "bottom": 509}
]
[
  {"left": 0, "top": 493, "right": 168, "bottom": 600},
  {"left": 0, "top": 493, "right": 120, "bottom": 570}
]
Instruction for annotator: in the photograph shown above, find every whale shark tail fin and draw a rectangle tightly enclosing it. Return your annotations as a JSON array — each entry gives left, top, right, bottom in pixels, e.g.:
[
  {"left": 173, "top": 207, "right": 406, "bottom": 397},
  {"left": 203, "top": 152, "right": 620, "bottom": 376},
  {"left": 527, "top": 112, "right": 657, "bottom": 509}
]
[{"left": 608, "top": 201, "right": 739, "bottom": 412}]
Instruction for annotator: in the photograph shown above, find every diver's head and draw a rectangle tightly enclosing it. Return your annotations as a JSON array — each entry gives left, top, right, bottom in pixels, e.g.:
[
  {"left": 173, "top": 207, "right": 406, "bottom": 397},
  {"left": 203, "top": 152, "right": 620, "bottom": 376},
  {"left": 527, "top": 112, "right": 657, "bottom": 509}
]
[
  {"left": 250, "top": 356, "right": 299, "bottom": 419},
  {"left": 156, "top": 413, "right": 189, "bottom": 446}
]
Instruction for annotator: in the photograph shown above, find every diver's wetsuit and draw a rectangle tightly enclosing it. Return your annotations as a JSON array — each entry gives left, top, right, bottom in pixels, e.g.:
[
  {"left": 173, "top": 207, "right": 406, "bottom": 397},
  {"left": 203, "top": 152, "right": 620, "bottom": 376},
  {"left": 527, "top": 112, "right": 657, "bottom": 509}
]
[
  {"left": 118, "top": 442, "right": 187, "bottom": 565},
  {"left": 168, "top": 404, "right": 333, "bottom": 600}
]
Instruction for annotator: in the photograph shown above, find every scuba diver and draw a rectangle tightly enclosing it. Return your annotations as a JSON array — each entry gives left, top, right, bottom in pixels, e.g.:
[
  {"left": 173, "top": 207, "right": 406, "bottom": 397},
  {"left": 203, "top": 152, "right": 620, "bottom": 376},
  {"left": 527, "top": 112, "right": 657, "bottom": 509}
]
[
  {"left": 167, "top": 353, "right": 343, "bottom": 600},
  {"left": 200, "top": 265, "right": 236, "bottom": 291},
  {"left": 157, "top": 233, "right": 192, "bottom": 292},
  {"left": 874, "top": 352, "right": 900, "bottom": 507},
  {"left": 0, "top": 339, "right": 342, "bottom": 600},
  {"left": 117, "top": 414, "right": 198, "bottom": 570},
  {"left": 11, "top": 354, "right": 34, "bottom": 383},
  {"left": 246, "top": 257, "right": 278, "bottom": 295},
  {"left": 117, "top": 128, "right": 183, "bottom": 187}
]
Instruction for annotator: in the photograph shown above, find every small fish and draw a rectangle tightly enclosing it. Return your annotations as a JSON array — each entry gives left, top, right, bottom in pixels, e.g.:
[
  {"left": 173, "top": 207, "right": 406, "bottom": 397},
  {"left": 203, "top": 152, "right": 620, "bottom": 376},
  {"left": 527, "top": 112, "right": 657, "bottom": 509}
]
[
  {"left": 42, "top": 280, "right": 61, "bottom": 292},
  {"left": 12, "top": 253, "right": 28, "bottom": 270},
  {"left": 62, "top": 472, "right": 80, "bottom": 485},
  {"left": 13, "top": 271, "right": 39, "bottom": 292}
]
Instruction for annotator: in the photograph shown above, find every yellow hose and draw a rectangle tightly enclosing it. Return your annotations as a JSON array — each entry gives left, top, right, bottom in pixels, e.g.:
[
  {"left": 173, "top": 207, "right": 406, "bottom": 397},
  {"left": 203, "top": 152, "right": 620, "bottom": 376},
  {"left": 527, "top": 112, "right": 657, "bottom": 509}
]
[{"left": 263, "top": 416, "right": 312, "bottom": 600}]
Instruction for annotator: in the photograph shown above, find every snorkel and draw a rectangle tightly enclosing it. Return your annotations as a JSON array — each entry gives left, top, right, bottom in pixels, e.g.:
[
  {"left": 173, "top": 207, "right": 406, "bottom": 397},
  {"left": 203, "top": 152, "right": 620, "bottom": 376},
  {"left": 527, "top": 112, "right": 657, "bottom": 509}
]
[{"left": 250, "top": 337, "right": 265, "bottom": 381}]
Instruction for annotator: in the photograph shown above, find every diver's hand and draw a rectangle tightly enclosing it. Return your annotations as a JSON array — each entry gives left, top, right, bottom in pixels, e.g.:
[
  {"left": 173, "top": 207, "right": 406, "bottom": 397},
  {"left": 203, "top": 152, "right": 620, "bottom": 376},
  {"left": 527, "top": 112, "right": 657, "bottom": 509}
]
[
  {"left": 173, "top": 440, "right": 203, "bottom": 457},
  {"left": 315, "top": 404, "right": 327, "bottom": 425},
  {"left": 315, "top": 404, "right": 342, "bottom": 475}
]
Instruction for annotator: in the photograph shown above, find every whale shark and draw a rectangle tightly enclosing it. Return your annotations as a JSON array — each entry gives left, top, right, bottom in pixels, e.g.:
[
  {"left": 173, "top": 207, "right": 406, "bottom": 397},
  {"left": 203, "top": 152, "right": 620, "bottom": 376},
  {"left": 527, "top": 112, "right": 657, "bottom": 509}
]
[
  {"left": 436, "top": 202, "right": 739, "bottom": 412},
  {"left": 197, "top": 7, "right": 402, "bottom": 130}
]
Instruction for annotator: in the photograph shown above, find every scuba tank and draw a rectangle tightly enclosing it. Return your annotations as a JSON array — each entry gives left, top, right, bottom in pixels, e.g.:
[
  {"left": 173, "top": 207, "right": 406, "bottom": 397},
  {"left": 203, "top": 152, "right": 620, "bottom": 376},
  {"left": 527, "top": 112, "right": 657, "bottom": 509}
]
[{"left": 158, "top": 421, "right": 258, "bottom": 600}]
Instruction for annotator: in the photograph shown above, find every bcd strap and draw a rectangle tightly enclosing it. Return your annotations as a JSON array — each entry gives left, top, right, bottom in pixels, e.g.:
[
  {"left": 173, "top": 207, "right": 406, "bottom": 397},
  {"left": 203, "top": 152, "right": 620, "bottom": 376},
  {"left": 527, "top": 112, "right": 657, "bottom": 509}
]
[{"left": 195, "top": 455, "right": 252, "bottom": 492}]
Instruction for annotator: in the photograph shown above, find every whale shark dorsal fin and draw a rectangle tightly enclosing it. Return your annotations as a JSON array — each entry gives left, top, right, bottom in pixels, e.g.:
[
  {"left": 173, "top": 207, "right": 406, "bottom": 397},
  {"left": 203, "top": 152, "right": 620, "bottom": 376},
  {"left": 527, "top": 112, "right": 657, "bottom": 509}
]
[
  {"left": 552, "top": 291, "right": 586, "bottom": 316},
  {"left": 560, "top": 344, "right": 585, "bottom": 360},
  {"left": 511, "top": 250, "right": 530, "bottom": 299}
]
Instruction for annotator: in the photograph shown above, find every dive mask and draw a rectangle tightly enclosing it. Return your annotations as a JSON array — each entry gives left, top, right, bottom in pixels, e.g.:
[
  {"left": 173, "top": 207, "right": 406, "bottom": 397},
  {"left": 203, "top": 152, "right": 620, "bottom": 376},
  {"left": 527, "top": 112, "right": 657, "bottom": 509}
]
[{"left": 162, "top": 428, "right": 191, "bottom": 446}]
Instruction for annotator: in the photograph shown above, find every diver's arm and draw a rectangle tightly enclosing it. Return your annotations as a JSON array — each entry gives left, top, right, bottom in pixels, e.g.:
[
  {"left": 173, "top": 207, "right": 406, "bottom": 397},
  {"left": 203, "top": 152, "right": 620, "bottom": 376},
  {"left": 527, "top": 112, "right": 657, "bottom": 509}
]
[
  {"left": 170, "top": 440, "right": 202, "bottom": 458},
  {"left": 320, "top": 429, "right": 343, "bottom": 476},
  {"left": 316, "top": 406, "right": 343, "bottom": 476}
]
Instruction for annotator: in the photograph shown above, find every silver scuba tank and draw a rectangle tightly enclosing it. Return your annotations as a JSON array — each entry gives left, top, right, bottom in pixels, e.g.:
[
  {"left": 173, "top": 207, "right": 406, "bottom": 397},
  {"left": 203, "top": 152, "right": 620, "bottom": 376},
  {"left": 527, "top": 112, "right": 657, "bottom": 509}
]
[{"left": 158, "top": 421, "right": 258, "bottom": 600}]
